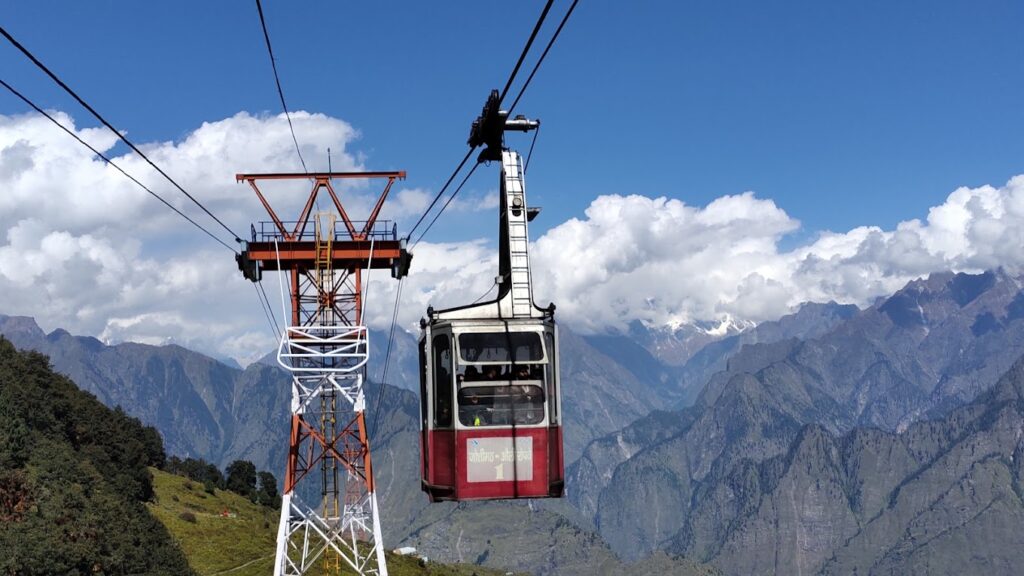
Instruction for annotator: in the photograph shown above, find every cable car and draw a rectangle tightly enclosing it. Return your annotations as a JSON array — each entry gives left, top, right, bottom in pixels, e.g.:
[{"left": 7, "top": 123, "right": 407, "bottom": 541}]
[{"left": 419, "top": 97, "right": 563, "bottom": 501}]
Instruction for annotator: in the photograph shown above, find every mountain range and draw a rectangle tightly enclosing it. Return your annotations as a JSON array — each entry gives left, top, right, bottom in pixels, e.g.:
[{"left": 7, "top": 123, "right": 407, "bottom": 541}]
[
  {"left": 569, "top": 269, "right": 1024, "bottom": 574},
  {"left": 0, "top": 313, "right": 724, "bottom": 575},
  {"left": 5, "top": 269, "right": 1024, "bottom": 574}
]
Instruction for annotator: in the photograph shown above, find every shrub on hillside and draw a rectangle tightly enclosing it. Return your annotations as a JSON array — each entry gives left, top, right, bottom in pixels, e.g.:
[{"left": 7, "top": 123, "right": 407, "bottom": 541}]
[{"left": 0, "top": 337, "right": 192, "bottom": 575}]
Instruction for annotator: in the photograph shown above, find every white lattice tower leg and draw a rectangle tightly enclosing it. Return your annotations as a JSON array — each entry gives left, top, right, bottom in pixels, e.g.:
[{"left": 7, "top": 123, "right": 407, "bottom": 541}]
[{"left": 272, "top": 330, "right": 388, "bottom": 576}]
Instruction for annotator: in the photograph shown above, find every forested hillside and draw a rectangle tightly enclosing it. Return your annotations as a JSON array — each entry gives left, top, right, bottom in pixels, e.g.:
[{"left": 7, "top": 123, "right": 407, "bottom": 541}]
[{"left": 0, "top": 337, "right": 192, "bottom": 575}]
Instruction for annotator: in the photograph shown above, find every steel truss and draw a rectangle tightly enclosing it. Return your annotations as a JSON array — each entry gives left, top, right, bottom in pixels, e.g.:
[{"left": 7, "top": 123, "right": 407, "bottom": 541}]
[
  {"left": 236, "top": 172, "right": 408, "bottom": 576},
  {"left": 274, "top": 358, "right": 386, "bottom": 576}
]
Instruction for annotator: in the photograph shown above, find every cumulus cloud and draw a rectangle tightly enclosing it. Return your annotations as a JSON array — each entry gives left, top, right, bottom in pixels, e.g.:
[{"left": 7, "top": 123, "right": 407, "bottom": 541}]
[
  {"left": 0, "top": 110, "right": 369, "bottom": 363},
  {"left": 529, "top": 176, "right": 1024, "bottom": 333},
  {"left": 362, "top": 240, "right": 497, "bottom": 328},
  {"left": 3, "top": 107, "right": 1024, "bottom": 363},
  {"left": 0, "top": 108, "right": 500, "bottom": 363},
  {"left": 528, "top": 192, "right": 799, "bottom": 331}
]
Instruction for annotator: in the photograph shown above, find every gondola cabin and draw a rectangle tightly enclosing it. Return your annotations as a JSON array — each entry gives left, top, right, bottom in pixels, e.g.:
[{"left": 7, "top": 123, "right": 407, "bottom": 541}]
[
  {"left": 419, "top": 136, "right": 564, "bottom": 501},
  {"left": 419, "top": 315, "right": 563, "bottom": 501}
]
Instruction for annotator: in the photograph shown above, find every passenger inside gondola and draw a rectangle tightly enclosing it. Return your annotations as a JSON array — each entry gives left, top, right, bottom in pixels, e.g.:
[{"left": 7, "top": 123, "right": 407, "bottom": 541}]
[
  {"left": 518, "top": 383, "right": 542, "bottom": 401},
  {"left": 458, "top": 384, "right": 544, "bottom": 426},
  {"left": 460, "top": 389, "right": 490, "bottom": 426}
]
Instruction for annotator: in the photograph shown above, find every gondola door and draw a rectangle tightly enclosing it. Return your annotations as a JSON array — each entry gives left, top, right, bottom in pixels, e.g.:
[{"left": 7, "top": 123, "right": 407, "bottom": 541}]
[
  {"left": 421, "top": 326, "right": 457, "bottom": 501},
  {"left": 418, "top": 332, "right": 430, "bottom": 493}
]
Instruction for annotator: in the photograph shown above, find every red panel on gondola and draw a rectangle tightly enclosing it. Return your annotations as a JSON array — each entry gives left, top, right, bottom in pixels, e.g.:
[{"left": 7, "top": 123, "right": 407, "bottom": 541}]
[
  {"left": 455, "top": 427, "right": 549, "bottom": 500},
  {"left": 548, "top": 426, "right": 564, "bottom": 496},
  {"left": 424, "top": 426, "right": 563, "bottom": 501},
  {"left": 429, "top": 429, "right": 455, "bottom": 487}
]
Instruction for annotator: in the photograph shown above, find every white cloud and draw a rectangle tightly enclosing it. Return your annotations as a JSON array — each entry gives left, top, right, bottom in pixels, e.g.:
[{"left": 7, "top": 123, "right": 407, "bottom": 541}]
[
  {"left": 383, "top": 188, "right": 432, "bottom": 219},
  {"left": 528, "top": 175, "right": 1024, "bottom": 333},
  {"left": 361, "top": 239, "right": 498, "bottom": 329},
  {"left": 0, "top": 110, "right": 368, "bottom": 363},
  {"left": 3, "top": 107, "right": 1024, "bottom": 363},
  {"left": 375, "top": 187, "right": 498, "bottom": 224},
  {"left": 529, "top": 192, "right": 799, "bottom": 331},
  {"left": 0, "top": 108, "right": 499, "bottom": 363}
]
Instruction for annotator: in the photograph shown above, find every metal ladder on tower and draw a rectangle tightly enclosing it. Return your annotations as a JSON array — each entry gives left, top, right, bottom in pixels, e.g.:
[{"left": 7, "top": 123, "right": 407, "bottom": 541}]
[
  {"left": 315, "top": 213, "right": 335, "bottom": 274},
  {"left": 314, "top": 213, "right": 336, "bottom": 326},
  {"left": 503, "top": 151, "right": 534, "bottom": 317}
]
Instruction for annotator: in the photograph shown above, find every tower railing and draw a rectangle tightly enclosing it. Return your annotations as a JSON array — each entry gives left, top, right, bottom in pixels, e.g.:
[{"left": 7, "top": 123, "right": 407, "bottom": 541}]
[{"left": 253, "top": 220, "right": 398, "bottom": 242}]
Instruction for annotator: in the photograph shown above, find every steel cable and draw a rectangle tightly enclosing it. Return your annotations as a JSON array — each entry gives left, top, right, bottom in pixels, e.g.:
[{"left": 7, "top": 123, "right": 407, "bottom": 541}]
[
  {"left": 0, "top": 78, "right": 239, "bottom": 254},
  {"left": 369, "top": 276, "right": 405, "bottom": 442},
  {"left": 410, "top": 161, "right": 480, "bottom": 249},
  {"left": 403, "top": 1, "right": 560, "bottom": 244},
  {"left": 254, "top": 0, "right": 310, "bottom": 176},
  {"left": 507, "top": 0, "right": 581, "bottom": 116},
  {"left": 498, "top": 0, "right": 555, "bottom": 106},
  {"left": 0, "top": 25, "right": 244, "bottom": 244}
]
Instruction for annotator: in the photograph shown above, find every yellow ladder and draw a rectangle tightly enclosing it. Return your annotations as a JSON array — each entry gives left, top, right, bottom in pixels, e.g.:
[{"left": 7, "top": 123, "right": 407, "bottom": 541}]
[{"left": 314, "top": 212, "right": 335, "bottom": 276}]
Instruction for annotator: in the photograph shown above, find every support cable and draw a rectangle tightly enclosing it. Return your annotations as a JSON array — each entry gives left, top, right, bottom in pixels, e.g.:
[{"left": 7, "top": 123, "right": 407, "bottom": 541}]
[
  {"left": 0, "top": 26, "right": 244, "bottom": 244},
  {"left": 403, "top": 0, "right": 557, "bottom": 244},
  {"left": 410, "top": 161, "right": 480, "bottom": 249},
  {"left": 253, "top": 281, "right": 280, "bottom": 339},
  {"left": 369, "top": 276, "right": 404, "bottom": 442},
  {"left": 403, "top": 147, "right": 476, "bottom": 242},
  {"left": 498, "top": 0, "right": 555, "bottom": 106},
  {"left": 506, "top": 0, "right": 581, "bottom": 116},
  {"left": 404, "top": 1, "right": 565, "bottom": 247},
  {"left": 524, "top": 122, "right": 541, "bottom": 173},
  {"left": 254, "top": 0, "right": 309, "bottom": 175},
  {"left": 362, "top": 236, "right": 376, "bottom": 326},
  {"left": 472, "top": 281, "right": 498, "bottom": 305},
  {"left": 258, "top": 280, "right": 283, "bottom": 336},
  {"left": 0, "top": 78, "right": 238, "bottom": 254},
  {"left": 274, "top": 239, "right": 291, "bottom": 335}
]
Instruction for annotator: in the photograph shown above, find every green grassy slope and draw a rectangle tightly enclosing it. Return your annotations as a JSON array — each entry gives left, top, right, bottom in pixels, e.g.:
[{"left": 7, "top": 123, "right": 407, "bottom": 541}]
[
  {"left": 148, "top": 468, "right": 524, "bottom": 576},
  {"left": 147, "top": 468, "right": 276, "bottom": 576}
]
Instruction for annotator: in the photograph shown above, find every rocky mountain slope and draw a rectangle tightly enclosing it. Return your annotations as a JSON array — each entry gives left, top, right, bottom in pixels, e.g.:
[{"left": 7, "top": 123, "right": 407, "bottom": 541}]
[
  {"left": 620, "top": 319, "right": 751, "bottom": 368},
  {"left": 0, "top": 315, "right": 287, "bottom": 468},
  {"left": 675, "top": 351, "right": 1024, "bottom": 575},
  {"left": 673, "top": 301, "right": 859, "bottom": 406},
  {"left": 566, "top": 301, "right": 860, "bottom": 521},
  {"left": 0, "top": 313, "right": 696, "bottom": 469},
  {"left": 570, "top": 270, "right": 1024, "bottom": 568},
  {"left": 10, "top": 269, "right": 1020, "bottom": 574}
]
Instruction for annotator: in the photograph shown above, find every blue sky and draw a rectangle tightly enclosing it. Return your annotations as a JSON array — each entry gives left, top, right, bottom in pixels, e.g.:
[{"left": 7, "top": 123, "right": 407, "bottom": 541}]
[
  {"left": 3, "top": 1, "right": 1024, "bottom": 361},
  {"left": 4, "top": 1, "right": 1022, "bottom": 240}
]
